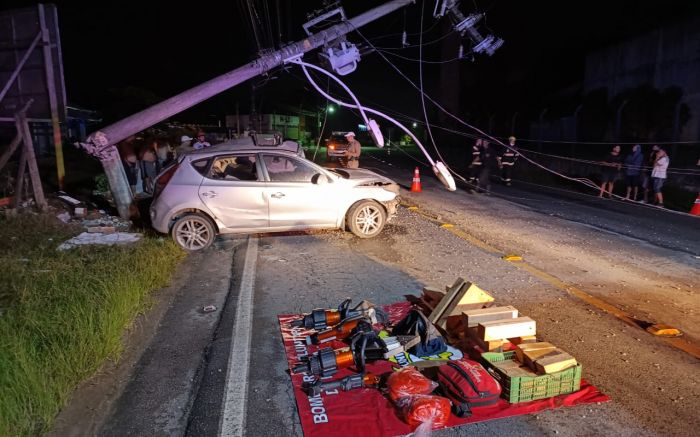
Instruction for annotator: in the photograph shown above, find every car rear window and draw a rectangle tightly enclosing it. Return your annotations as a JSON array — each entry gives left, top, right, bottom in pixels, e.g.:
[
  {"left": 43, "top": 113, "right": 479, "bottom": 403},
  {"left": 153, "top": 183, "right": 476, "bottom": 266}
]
[{"left": 191, "top": 158, "right": 211, "bottom": 175}]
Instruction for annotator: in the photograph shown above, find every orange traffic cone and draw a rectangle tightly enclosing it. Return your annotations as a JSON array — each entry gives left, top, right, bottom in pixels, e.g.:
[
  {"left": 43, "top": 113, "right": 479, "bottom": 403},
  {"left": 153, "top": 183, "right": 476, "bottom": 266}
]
[
  {"left": 410, "top": 167, "right": 422, "bottom": 192},
  {"left": 690, "top": 194, "right": 700, "bottom": 216}
]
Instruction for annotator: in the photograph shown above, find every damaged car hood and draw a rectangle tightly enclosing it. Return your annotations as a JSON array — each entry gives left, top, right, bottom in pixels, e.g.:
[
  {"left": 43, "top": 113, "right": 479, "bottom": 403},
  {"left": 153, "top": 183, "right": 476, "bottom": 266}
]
[{"left": 329, "top": 168, "right": 396, "bottom": 185}]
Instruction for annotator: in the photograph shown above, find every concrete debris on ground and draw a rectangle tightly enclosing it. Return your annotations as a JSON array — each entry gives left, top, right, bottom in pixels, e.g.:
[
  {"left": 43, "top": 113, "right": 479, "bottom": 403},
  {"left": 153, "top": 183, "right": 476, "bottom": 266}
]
[
  {"left": 57, "top": 232, "right": 142, "bottom": 251},
  {"left": 56, "top": 212, "right": 71, "bottom": 223},
  {"left": 81, "top": 216, "right": 131, "bottom": 230}
]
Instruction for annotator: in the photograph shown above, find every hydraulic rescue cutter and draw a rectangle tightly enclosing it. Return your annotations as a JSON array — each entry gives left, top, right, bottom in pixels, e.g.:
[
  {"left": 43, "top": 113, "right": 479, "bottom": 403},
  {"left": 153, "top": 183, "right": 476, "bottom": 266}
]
[{"left": 291, "top": 299, "right": 387, "bottom": 331}]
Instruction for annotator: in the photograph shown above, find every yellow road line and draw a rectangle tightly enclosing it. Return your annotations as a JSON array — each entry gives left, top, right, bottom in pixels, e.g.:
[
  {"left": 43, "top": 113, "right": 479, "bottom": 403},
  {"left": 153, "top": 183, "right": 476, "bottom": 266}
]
[{"left": 402, "top": 204, "right": 700, "bottom": 360}]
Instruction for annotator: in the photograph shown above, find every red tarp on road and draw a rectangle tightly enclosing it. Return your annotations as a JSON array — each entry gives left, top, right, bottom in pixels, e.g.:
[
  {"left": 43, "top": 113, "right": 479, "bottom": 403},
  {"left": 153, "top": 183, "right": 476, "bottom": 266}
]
[{"left": 279, "top": 302, "right": 610, "bottom": 437}]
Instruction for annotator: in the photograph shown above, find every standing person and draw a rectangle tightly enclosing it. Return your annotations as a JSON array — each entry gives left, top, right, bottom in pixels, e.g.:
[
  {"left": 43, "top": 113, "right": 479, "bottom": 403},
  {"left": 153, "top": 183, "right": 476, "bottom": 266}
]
[
  {"left": 651, "top": 148, "right": 670, "bottom": 207},
  {"left": 344, "top": 131, "right": 361, "bottom": 169},
  {"left": 139, "top": 141, "right": 158, "bottom": 194},
  {"left": 498, "top": 136, "right": 519, "bottom": 186},
  {"left": 477, "top": 140, "right": 498, "bottom": 193},
  {"left": 598, "top": 145, "right": 623, "bottom": 198},
  {"left": 467, "top": 138, "right": 483, "bottom": 189},
  {"left": 122, "top": 151, "right": 140, "bottom": 195},
  {"left": 176, "top": 135, "right": 193, "bottom": 157},
  {"left": 156, "top": 138, "right": 173, "bottom": 171},
  {"left": 642, "top": 145, "right": 660, "bottom": 203},
  {"left": 623, "top": 144, "right": 643, "bottom": 201},
  {"left": 192, "top": 131, "right": 211, "bottom": 150}
]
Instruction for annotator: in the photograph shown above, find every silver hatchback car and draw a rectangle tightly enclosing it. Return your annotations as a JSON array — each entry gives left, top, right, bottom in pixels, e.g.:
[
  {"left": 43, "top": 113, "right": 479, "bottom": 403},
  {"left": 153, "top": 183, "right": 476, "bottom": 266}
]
[{"left": 150, "top": 145, "right": 400, "bottom": 251}]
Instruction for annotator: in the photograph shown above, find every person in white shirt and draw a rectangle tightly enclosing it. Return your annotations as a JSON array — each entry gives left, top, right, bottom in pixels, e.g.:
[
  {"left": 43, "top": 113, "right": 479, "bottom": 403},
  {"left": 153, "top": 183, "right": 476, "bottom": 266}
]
[
  {"left": 192, "top": 132, "right": 211, "bottom": 150},
  {"left": 651, "top": 148, "right": 670, "bottom": 207}
]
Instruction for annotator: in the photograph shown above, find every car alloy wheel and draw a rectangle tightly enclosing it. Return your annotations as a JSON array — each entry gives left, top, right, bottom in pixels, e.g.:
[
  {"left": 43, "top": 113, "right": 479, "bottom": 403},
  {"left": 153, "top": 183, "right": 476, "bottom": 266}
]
[
  {"left": 171, "top": 213, "right": 216, "bottom": 251},
  {"left": 347, "top": 200, "right": 386, "bottom": 238}
]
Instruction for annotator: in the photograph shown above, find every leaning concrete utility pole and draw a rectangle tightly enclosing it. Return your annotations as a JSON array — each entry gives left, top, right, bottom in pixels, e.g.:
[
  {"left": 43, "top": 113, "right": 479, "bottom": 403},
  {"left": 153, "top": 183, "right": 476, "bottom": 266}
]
[{"left": 78, "top": 0, "right": 414, "bottom": 219}]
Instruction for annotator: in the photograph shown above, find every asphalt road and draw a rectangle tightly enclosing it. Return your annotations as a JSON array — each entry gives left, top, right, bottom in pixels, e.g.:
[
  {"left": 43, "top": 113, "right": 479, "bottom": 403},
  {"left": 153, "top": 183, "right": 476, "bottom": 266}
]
[
  {"left": 363, "top": 149, "right": 700, "bottom": 257},
  {"left": 57, "top": 147, "right": 699, "bottom": 437}
]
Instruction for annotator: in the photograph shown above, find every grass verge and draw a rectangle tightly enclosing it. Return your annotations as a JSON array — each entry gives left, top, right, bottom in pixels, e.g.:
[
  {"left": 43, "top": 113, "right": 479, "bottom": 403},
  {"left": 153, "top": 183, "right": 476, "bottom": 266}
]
[{"left": 0, "top": 213, "right": 184, "bottom": 436}]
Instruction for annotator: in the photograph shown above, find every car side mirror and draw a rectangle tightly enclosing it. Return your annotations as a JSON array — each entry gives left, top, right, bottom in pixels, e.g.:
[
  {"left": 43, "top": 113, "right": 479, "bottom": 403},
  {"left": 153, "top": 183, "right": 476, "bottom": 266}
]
[{"left": 311, "top": 173, "right": 328, "bottom": 185}]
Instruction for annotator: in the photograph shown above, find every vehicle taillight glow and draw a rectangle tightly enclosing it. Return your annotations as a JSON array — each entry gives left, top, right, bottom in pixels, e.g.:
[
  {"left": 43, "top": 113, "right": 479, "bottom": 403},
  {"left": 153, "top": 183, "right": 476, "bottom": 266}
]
[
  {"left": 153, "top": 163, "right": 179, "bottom": 199},
  {"left": 329, "top": 145, "right": 335, "bottom": 150}
]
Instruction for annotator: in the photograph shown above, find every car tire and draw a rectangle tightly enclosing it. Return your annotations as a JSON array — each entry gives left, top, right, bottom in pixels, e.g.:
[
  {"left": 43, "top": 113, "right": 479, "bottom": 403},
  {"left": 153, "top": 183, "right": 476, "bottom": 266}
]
[
  {"left": 346, "top": 200, "right": 386, "bottom": 239},
  {"left": 171, "top": 213, "right": 216, "bottom": 251}
]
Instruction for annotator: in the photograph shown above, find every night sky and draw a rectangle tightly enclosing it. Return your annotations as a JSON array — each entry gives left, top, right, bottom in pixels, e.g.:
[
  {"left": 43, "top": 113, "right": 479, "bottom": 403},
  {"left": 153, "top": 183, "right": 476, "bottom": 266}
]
[{"left": 4, "top": 0, "right": 700, "bottom": 130}]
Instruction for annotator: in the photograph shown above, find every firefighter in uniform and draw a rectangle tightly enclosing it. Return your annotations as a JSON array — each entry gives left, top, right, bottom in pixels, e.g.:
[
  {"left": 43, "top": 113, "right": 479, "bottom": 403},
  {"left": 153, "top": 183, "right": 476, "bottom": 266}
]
[
  {"left": 468, "top": 138, "right": 483, "bottom": 190},
  {"left": 498, "top": 136, "right": 519, "bottom": 186},
  {"left": 344, "top": 131, "right": 361, "bottom": 169}
]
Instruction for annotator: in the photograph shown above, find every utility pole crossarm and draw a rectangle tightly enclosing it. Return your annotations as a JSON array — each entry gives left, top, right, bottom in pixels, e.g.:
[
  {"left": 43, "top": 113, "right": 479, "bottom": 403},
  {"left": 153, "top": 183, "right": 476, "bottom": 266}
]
[{"left": 84, "top": 0, "right": 414, "bottom": 148}]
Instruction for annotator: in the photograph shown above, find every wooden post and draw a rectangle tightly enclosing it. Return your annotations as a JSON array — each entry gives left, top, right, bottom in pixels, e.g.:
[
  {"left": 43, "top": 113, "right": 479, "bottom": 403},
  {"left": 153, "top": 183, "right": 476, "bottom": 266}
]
[
  {"left": 0, "top": 133, "right": 22, "bottom": 172},
  {"left": 14, "top": 148, "right": 27, "bottom": 207},
  {"left": 38, "top": 4, "right": 66, "bottom": 190},
  {"left": 16, "top": 112, "right": 47, "bottom": 210}
]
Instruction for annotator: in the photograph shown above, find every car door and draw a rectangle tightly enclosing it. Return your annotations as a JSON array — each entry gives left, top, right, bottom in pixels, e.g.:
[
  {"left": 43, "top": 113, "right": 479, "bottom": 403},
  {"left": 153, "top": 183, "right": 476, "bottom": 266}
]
[
  {"left": 198, "top": 154, "right": 269, "bottom": 231},
  {"left": 261, "top": 154, "right": 339, "bottom": 229}
]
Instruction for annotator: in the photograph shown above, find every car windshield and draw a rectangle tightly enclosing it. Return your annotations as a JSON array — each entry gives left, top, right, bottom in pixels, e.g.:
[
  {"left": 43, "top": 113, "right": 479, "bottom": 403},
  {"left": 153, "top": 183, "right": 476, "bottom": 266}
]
[{"left": 327, "top": 168, "right": 350, "bottom": 178}]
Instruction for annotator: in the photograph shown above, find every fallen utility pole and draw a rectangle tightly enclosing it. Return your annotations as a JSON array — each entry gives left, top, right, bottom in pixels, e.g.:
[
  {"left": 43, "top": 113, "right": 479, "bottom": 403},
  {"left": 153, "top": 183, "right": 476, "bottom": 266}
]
[{"left": 78, "top": 0, "right": 414, "bottom": 219}]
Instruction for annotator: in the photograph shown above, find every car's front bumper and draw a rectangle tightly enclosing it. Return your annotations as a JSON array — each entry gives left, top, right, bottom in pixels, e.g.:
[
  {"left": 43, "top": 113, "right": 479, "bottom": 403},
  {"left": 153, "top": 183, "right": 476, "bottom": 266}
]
[{"left": 382, "top": 197, "right": 400, "bottom": 220}]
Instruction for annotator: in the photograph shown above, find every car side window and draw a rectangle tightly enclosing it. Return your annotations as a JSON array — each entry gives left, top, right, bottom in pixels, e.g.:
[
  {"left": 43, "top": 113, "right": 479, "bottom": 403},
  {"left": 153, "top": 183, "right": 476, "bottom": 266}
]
[
  {"left": 208, "top": 155, "right": 259, "bottom": 181},
  {"left": 263, "top": 155, "right": 316, "bottom": 183}
]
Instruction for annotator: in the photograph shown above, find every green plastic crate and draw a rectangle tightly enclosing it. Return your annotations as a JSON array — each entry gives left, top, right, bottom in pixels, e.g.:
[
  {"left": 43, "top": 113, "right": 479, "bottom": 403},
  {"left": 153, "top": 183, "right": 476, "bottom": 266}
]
[{"left": 481, "top": 350, "right": 582, "bottom": 403}]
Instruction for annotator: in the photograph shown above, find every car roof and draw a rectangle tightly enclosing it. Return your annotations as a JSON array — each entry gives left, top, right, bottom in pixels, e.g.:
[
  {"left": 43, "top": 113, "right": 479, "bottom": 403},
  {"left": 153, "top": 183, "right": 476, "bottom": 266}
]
[
  {"left": 187, "top": 135, "right": 301, "bottom": 154},
  {"left": 187, "top": 145, "right": 301, "bottom": 158}
]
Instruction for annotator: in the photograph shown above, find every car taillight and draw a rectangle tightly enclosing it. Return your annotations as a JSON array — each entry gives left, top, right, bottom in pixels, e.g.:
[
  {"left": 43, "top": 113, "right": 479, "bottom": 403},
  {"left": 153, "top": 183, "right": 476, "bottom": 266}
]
[{"left": 153, "top": 163, "right": 179, "bottom": 199}]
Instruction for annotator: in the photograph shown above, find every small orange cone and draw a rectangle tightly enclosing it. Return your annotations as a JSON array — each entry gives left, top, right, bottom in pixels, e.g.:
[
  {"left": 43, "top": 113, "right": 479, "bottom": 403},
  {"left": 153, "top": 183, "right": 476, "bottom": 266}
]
[
  {"left": 410, "top": 167, "right": 422, "bottom": 192},
  {"left": 690, "top": 194, "right": 700, "bottom": 216}
]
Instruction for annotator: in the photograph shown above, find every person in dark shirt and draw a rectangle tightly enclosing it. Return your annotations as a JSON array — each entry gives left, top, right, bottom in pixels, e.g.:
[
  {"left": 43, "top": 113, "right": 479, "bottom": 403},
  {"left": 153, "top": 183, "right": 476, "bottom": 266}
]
[
  {"left": 477, "top": 140, "right": 498, "bottom": 193},
  {"left": 598, "top": 145, "right": 622, "bottom": 198},
  {"left": 623, "top": 144, "right": 643, "bottom": 201},
  {"left": 467, "top": 138, "right": 483, "bottom": 189}
]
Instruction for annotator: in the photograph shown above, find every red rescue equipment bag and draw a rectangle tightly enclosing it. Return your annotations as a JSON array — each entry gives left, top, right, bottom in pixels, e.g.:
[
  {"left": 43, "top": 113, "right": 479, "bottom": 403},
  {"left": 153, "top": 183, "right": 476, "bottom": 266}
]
[{"left": 436, "top": 359, "right": 501, "bottom": 417}]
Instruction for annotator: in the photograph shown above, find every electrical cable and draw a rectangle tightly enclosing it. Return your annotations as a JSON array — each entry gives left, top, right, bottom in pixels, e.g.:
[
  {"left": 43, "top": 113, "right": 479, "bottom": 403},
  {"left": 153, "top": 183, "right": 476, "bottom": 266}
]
[
  {"left": 417, "top": 3, "right": 468, "bottom": 186},
  {"left": 283, "top": 58, "right": 692, "bottom": 212},
  {"left": 366, "top": 18, "right": 442, "bottom": 42},
  {"left": 376, "top": 49, "right": 468, "bottom": 64},
  {"left": 350, "top": 24, "right": 636, "bottom": 196},
  {"left": 519, "top": 148, "right": 700, "bottom": 176},
  {"left": 418, "top": 2, "right": 441, "bottom": 166},
  {"left": 312, "top": 77, "right": 331, "bottom": 161},
  {"left": 372, "top": 30, "right": 456, "bottom": 50},
  {"left": 291, "top": 59, "right": 436, "bottom": 166}
]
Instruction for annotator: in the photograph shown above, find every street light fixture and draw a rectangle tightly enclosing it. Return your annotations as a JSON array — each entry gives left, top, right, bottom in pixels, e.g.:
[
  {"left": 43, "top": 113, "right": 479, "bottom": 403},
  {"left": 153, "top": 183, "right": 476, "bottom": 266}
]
[
  {"left": 328, "top": 105, "right": 335, "bottom": 113},
  {"left": 412, "top": 122, "right": 418, "bottom": 128}
]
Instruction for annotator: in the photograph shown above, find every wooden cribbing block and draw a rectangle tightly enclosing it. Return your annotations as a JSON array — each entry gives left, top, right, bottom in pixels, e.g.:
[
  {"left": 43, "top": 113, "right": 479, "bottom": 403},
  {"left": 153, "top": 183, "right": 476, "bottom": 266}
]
[
  {"left": 494, "top": 359, "right": 538, "bottom": 378},
  {"left": 455, "top": 282, "right": 495, "bottom": 306},
  {"left": 515, "top": 342, "right": 556, "bottom": 367},
  {"left": 462, "top": 306, "right": 519, "bottom": 328},
  {"left": 422, "top": 286, "right": 446, "bottom": 305},
  {"left": 509, "top": 335, "right": 537, "bottom": 345},
  {"left": 428, "top": 278, "right": 466, "bottom": 324},
  {"left": 450, "top": 302, "right": 493, "bottom": 317},
  {"left": 432, "top": 279, "right": 496, "bottom": 329},
  {"left": 478, "top": 317, "right": 536, "bottom": 341},
  {"left": 534, "top": 350, "right": 577, "bottom": 374},
  {"left": 466, "top": 327, "right": 508, "bottom": 351}
]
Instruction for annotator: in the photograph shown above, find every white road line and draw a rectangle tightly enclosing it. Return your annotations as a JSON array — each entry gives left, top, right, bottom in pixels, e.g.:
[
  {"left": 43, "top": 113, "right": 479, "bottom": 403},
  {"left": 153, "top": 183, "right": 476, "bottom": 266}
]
[{"left": 219, "top": 236, "right": 258, "bottom": 437}]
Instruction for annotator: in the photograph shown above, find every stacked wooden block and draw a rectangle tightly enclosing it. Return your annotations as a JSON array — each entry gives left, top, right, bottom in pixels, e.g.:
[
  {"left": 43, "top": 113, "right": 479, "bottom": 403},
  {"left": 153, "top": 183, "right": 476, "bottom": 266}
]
[{"left": 419, "top": 277, "right": 578, "bottom": 376}]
